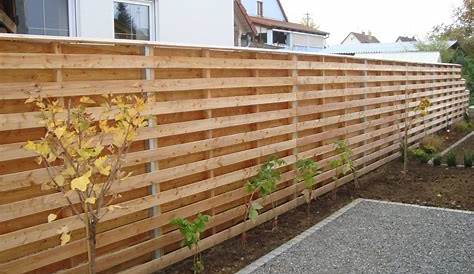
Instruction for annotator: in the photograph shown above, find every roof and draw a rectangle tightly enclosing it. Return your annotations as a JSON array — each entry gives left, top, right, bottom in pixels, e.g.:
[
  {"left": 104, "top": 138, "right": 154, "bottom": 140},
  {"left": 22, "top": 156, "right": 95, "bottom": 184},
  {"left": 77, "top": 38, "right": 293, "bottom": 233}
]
[
  {"left": 234, "top": 0, "right": 257, "bottom": 35},
  {"left": 396, "top": 36, "right": 417, "bottom": 42},
  {"left": 343, "top": 32, "right": 380, "bottom": 44},
  {"left": 275, "top": 0, "right": 289, "bottom": 22},
  {"left": 321, "top": 42, "right": 419, "bottom": 54},
  {"left": 249, "top": 16, "right": 329, "bottom": 36}
]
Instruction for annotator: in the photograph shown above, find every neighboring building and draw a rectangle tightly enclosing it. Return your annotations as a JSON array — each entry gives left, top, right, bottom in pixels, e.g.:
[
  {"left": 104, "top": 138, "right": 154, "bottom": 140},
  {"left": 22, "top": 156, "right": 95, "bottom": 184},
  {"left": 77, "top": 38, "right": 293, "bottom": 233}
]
[
  {"left": 234, "top": 0, "right": 257, "bottom": 47},
  {"left": 321, "top": 42, "right": 442, "bottom": 63},
  {"left": 237, "top": 0, "right": 330, "bottom": 51},
  {"left": 396, "top": 36, "right": 417, "bottom": 42},
  {"left": 0, "top": 0, "right": 234, "bottom": 46},
  {"left": 341, "top": 32, "right": 380, "bottom": 45}
]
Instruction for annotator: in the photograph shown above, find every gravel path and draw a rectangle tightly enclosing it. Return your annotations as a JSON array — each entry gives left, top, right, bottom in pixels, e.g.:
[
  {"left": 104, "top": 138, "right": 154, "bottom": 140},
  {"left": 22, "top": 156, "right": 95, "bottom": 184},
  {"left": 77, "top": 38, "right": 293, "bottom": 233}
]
[{"left": 237, "top": 199, "right": 474, "bottom": 274}]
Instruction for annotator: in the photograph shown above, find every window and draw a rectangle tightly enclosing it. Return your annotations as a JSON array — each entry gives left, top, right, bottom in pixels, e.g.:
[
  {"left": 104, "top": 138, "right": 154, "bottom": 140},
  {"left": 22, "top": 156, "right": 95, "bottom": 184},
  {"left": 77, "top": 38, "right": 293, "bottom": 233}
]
[
  {"left": 114, "top": 1, "right": 152, "bottom": 40},
  {"left": 257, "top": 1, "right": 263, "bottom": 17},
  {"left": 14, "top": 0, "right": 70, "bottom": 36},
  {"left": 257, "top": 33, "right": 267, "bottom": 44}
]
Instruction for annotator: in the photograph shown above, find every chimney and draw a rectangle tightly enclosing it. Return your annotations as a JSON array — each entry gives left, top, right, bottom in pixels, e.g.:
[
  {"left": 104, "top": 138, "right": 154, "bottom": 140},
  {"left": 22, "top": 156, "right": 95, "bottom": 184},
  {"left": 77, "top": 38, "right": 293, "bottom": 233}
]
[{"left": 362, "top": 31, "right": 365, "bottom": 35}]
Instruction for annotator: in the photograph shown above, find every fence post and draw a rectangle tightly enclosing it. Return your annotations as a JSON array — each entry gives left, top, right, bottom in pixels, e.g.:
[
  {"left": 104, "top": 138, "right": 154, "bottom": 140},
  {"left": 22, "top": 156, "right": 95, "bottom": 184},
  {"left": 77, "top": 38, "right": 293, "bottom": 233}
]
[
  {"left": 362, "top": 60, "right": 368, "bottom": 167},
  {"left": 290, "top": 54, "right": 299, "bottom": 203},
  {"left": 144, "top": 45, "right": 161, "bottom": 259},
  {"left": 201, "top": 49, "right": 216, "bottom": 234}
]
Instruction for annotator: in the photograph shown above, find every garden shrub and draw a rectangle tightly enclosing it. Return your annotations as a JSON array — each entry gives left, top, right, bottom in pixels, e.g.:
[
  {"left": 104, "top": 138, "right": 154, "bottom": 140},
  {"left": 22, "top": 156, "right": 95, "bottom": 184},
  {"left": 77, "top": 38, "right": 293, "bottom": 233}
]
[
  {"left": 409, "top": 148, "right": 431, "bottom": 163},
  {"left": 432, "top": 154, "right": 442, "bottom": 166},
  {"left": 446, "top": 151, "right": 457, "bottom": 167},
  {"left": 453, "top": 121, "right": 473, "bottom": 133},
  {"left": 464, "top": 151, "right": 473, "bottom": 168},
  {"left": 420, "top": 135, "right": 444, "bottom": 154}
]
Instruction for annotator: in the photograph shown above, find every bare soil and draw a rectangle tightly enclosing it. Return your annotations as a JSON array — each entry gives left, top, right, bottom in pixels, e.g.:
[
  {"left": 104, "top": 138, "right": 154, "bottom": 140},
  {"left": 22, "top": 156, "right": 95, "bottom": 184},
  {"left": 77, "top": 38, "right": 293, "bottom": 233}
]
[{"left": 161, "top": 133, "right": 474, "bottom": 274}]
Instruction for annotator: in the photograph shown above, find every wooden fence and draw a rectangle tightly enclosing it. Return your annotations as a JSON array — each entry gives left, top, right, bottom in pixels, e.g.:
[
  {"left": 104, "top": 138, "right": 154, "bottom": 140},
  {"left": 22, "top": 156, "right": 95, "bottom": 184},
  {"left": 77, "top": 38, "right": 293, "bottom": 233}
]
[{"left": 0, "top": 35, "right": 469, "bottom": 274}]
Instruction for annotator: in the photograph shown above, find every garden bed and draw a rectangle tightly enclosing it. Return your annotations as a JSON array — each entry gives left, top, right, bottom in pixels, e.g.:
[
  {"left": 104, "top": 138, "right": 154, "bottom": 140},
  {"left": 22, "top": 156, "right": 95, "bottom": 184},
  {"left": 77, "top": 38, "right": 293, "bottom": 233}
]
[
  {"left": 162, "top": 158, "right": 474, "bottom": 274},
  {"left": 448, "top": 133, "right": 474, "bottom": 164}
]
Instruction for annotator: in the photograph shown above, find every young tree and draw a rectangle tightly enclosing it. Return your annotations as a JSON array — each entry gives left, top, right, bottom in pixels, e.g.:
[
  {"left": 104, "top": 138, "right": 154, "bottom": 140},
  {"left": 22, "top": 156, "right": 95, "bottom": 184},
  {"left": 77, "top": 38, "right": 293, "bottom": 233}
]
[
  {"left": 23, "top": 95, "right": 147, "bottom": 274},
  {"left": 171, "top": 214, "right": 210, "bottom": 273},
  {"left": 329, "top": 139, "right": 358, "bottom": 199},
  {"left": 401, "top": 98, "right": 431, "bottom": 173},
  {"left": 241, "top": 156, "right": 285, "bottom": 244},
  {"left": 296, "top": 158, "right": 321, "bottom": 217}
]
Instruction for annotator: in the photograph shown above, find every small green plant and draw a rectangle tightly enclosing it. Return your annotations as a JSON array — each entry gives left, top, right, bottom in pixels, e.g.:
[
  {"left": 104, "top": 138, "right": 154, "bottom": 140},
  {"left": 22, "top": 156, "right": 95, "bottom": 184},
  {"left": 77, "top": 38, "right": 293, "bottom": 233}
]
[
  {"left": 432, "top": 154, "right": 442, "bottom": 166},
  {"left": 409, "top": 148, "right": 431, "bottom": 164},
  {"left": 446, "top": 151, "right": 457, "bottom": 167},
  {"left": 330, "top": 140, "right": 358, "bottom": 199},
  {"left": 171, "top": 214, "right": 210, "bottom": 273},
  {"left": 243, "top": 156, "right": 285, "bottom": 236},
  {"left": 296, "top": 158, "right": 321, "bottom": 217},
  {"left": 463, "top": 151, "right": 473, "bottom": 168}
]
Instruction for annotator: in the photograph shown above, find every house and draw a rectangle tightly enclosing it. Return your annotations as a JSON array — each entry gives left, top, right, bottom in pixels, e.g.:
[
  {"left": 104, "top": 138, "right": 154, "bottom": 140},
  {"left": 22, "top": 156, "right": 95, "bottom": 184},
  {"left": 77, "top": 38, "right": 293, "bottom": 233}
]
[
  {"left": 396, "top": 36, "right": 417, "bottom": 42},
  {"left": 341, "top": 32, "right": 380, "bottom": 45},
  {"left": 0, "top": 0, "right": 235, "bottom": 46},
  {"left": 321, "top": 42, "right": 442, "bottom": 63},
  {"left": 236, "top": 0, "right": 330, "bottom": 51}
]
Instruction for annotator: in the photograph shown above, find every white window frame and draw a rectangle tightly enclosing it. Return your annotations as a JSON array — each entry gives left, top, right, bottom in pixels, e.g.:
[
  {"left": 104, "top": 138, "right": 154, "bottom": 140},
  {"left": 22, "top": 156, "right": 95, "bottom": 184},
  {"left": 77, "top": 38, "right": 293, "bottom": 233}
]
[
  {"left": 113, "top": 0, "right": 156, "bottom": 41},
  {"left": 68, "top": 0, "right": 78, "bottom": 36}
]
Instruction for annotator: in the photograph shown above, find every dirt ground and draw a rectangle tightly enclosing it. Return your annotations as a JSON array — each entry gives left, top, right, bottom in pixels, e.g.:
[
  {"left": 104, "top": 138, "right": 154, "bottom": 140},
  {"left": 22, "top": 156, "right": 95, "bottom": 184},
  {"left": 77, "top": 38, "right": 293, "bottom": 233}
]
[{"left": 161, "top": 131, "right": 474, "bottom": 274}]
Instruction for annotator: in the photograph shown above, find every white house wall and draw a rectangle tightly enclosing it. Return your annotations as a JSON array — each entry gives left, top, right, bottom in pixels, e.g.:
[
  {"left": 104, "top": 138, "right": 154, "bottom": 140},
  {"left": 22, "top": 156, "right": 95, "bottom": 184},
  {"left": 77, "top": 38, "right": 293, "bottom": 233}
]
[
  {"left": 76, "top": 0, "right": 114, "bottom": 38},
  {"left": 158, "top": 0, "right": 234, "bottom": 46},
  {"left": 75, "top": 0, "right": 233, "bottom": 46},
  {"left": 292, "top": 32, "right": 325, "bottom": 50},
  {"left": 241, "top": 0, "right": 285, "bottom": 21}
]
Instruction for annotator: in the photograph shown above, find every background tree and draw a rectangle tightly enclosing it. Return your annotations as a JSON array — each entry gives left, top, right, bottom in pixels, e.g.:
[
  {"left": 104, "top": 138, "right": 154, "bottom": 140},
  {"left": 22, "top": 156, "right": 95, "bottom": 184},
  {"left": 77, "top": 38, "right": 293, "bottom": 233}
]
[
  {"left": 300, "top": 13, "right": 319, "bottom": 30},
  {"left": 421, "top": 0, "right": 473, "bottom": 104}
]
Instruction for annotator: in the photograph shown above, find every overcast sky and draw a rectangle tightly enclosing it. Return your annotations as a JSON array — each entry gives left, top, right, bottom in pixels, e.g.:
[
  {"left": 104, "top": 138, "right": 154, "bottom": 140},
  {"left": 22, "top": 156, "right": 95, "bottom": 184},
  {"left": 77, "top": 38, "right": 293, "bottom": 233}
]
[{"left": 279, "top": 0, "right": 463, "bottom": 45}]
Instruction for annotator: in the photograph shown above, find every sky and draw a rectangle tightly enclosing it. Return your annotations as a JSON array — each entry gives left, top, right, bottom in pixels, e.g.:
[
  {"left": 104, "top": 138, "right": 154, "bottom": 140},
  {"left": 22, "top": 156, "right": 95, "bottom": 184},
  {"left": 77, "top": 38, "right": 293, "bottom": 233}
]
[{"left": 279, "top": 0, "right": 463, "bottom": 45}]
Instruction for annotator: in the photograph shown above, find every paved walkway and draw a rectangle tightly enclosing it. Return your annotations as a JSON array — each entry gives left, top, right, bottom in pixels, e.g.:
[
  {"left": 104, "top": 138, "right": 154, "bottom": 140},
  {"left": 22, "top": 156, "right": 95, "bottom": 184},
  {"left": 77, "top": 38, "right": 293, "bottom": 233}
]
[{"left": 237, "top": 199, "right": 474, "bottom": 274}]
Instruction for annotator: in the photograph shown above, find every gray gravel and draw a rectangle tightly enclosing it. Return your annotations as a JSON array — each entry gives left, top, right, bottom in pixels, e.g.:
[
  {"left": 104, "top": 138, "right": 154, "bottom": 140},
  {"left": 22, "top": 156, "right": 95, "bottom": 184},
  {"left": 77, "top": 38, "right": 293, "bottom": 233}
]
[{"left": 238, "top": 199, "right": 474, "bottom": 274}]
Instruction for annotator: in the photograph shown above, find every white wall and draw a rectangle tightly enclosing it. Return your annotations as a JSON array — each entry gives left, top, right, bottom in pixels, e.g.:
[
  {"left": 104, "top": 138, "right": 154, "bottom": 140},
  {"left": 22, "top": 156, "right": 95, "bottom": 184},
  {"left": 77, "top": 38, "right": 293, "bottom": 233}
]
[
  {"left": 241, "top": 0, "right": 285, "bottom": 21},
  {"left": 76, "top": 0, "right": 114, "bottom": 38},
  {"left": 75, "top": 0, "right": 234, "bottom": 46},
  {"left": 157, "top": 0, "right": 234, "bottom": 46}
]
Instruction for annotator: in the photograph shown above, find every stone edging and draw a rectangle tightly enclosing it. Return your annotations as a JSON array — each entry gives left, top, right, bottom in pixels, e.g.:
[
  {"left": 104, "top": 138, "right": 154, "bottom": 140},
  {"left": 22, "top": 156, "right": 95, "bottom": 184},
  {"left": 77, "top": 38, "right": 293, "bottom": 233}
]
[{"left": 235, "top": 199, "right": 473, "bottom": 274}]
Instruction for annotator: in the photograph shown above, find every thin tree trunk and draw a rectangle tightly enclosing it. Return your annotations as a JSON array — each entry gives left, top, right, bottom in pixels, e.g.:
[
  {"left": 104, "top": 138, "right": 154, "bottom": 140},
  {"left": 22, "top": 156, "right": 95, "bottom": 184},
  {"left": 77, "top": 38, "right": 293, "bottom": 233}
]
[
  {"left": 403, "top": 119, "right": 409, "bottom": 174},
  {"left": 84, "top": 213, "right": 97, "bottom": 274}
]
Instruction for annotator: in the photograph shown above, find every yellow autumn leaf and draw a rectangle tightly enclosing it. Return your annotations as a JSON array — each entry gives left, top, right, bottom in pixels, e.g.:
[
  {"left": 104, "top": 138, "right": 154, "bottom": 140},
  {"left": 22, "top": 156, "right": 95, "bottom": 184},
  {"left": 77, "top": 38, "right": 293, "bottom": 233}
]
[
  {"left": 54, "top": 126, "right": 67, "bottom": 139},
  {"left": 94, "top": 156, "right": 111, "bottom": 176},
  {"left": 54, "top": 174, "right": 65, "bottom": 186},
  {"left": 60, "top": 231, "right": 71, "bottom": 246},
  {"left": 48, "top": 213, "right": 57, "bottom": 223},
  {"left": 25, "top": 97, "right": 36, "bottom": 104},
  {"left": 85, "top": 197, "right": 96, "bottom": 204},
  {"left": 62, "top": 165, "right": 76, "bottom": 177},
  {"left": 23, "top": 140, "right": 37, "bottom": 152},
  {"left": 70, "top": 170, "right": 92, "bottom": 192},
  {"left": 79, "top": 96, "right": 96, "bottom": 104}
]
